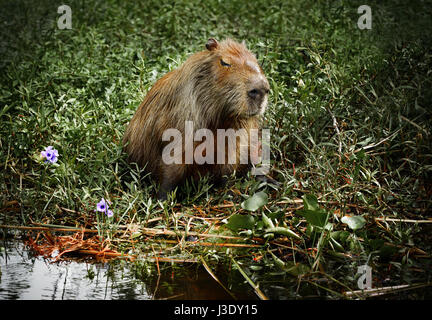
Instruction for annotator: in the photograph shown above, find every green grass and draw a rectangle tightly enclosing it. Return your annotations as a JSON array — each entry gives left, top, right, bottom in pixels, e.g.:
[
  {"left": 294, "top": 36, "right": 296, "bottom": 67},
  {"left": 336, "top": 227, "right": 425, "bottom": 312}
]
[{"left": 1, "top": 0, "right": 432, "bottom": 299}]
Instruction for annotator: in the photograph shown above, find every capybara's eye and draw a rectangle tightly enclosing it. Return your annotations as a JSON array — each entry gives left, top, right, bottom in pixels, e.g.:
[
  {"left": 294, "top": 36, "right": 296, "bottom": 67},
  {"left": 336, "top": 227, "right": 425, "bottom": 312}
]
[{"left": 220, "top": 59, "right": 231, "bottom": 67}]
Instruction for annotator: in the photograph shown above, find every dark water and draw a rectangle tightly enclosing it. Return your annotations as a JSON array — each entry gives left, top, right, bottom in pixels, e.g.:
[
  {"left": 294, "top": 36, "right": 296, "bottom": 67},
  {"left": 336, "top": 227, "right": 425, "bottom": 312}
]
[
  {"left": 2, "top": 240, "right": 430, "bottom": 300},
  {"left": 0, "top": 241, "right": 255, "bottom": 300}
]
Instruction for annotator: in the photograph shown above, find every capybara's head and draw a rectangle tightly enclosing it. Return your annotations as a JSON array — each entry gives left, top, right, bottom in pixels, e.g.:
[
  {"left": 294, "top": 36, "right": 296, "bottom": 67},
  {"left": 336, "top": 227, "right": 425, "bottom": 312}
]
[{"left": 204, "top": 38, "right": 270, "bottom": 119}]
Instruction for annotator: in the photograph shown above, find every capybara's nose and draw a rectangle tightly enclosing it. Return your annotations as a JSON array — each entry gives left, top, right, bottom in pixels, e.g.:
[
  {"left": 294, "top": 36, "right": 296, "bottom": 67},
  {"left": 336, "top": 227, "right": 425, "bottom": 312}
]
[
  {"left": 247, "top": 80, "right": 270, "bottom": 100},
  {"left": 247, "top": 88, "right": 263, "bottom": 100},
  {"left": 247, "top": 87, "right": 269, "bottom": 101}
]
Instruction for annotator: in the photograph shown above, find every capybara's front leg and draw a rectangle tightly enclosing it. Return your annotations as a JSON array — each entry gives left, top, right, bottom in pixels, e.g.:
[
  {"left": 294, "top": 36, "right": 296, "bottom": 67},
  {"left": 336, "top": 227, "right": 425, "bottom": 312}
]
[{"left": 157, "top": 164, "right": 186, "bottom": 200}]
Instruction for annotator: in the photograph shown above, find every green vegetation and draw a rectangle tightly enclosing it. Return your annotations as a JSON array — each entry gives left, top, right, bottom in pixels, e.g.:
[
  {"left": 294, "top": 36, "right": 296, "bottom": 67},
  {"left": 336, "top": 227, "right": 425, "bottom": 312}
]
[{"left": 1, "top": 0, "right": 431, "bottom": 299}]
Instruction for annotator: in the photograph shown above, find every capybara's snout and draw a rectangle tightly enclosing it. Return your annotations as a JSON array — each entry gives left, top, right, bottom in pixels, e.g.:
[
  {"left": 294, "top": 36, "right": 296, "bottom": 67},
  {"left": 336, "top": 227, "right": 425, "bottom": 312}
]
[{"left": 247, "top": 77, "right": 269, "bottom": 116}]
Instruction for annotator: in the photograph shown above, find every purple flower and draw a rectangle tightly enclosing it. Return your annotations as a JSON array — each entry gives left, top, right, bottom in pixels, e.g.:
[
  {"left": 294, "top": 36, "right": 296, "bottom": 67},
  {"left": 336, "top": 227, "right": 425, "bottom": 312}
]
[
  {"left": 106, "top": 210, "right": 114, "bottom": 218},
  {"left": 96, "top": 198, "right": 114, "bottom": 218},
  {"left": 41, "top": 146, "right": 59, "bottom": 164},
  {"left": 96, "top": 198, "right": 108, "bottom": 212}
]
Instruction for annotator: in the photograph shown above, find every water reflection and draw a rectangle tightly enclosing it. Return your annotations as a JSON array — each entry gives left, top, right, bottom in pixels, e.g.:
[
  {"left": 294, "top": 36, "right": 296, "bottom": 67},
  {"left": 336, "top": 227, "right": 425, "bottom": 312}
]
[
  {"left": 0, "top": 241, "right": 150, "bottom": 299},
  {"left": 0, "top": 241, "right": 255, "bottom": 300}
]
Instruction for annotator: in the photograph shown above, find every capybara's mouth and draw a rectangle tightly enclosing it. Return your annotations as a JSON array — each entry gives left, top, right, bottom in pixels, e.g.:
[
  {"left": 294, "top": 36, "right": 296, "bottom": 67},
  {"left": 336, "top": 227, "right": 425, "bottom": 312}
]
[
  {"left": 245, "top": 108, "right": 264, "bottom": 118},
  {"left": 246, "top": 96, "right": 267, "bottom": 117}
]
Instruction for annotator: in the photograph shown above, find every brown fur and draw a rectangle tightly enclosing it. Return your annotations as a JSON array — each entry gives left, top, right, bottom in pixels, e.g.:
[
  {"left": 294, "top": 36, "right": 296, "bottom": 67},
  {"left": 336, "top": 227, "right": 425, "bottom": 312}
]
[{"left": 123, "top": 38, "right": 270, "bottom": 199}]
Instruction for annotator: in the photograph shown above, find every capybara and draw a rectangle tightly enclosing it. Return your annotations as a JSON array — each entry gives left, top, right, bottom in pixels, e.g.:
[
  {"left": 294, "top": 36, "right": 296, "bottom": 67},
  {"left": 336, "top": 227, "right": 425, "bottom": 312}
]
[{"left": 123, "top": 38, "right": 270, "bottom": 199}]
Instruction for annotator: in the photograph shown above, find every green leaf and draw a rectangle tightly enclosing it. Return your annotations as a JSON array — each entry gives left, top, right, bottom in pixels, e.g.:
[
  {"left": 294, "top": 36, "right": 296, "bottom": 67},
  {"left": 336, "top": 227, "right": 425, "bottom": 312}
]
[
  {"left": 331, "top": 230, "right": 350, "bottom": 243},
  {"left": 130, "top": 232, "right": 142, "bottom": 239},
  {"left": 297, "top": 209, "right": 329, "bottom": 228},
  {"left": 266, "top": 210, "right": 284, "bottom": 221},
  {"left": 302, "top": 194, "right": 320, "bottom": 211},
  {"left": 269, "top": 249, "right": 310, "bottom": 276},
  {"left": 225, "top": 214, "right": 255, "bottom": 232},
  {"left": 241, "top": 191, "right": 268, "bottom": 212},
  {"left": 341, "top": 215, "right": 366, "bottom": 230},
  {"left": 269, "top": 250, "right": 286, "bottom": 269},
  {"left": 261, "top": 212, "right": 275, "bottom": 228},
  {"left": 249, "top": 265, "right": 263, "bottom": 271},
  {"left": 296, "top": 194, "right": 330, "bottom": 228},
  {"left": 264, "top": 227, "right": 302, "bottom": 240},
  {"left": 329, "top": 237, "right": 345, "bottom": 252}
]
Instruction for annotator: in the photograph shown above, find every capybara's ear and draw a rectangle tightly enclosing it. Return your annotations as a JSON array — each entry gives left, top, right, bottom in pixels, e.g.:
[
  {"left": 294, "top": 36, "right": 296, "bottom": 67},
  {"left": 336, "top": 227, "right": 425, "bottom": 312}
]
[{"left": 206, "top": 38, "right": 218, "bottom": 51}]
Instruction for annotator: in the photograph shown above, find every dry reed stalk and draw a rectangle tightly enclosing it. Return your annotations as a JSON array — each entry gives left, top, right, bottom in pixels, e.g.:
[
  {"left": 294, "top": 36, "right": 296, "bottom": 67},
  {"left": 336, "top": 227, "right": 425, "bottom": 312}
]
[
  {"left": 76, "top": 249, "right": 197, "bottom": 263},
  {"left": 375, "top": 217, "right": 432, "bottom": 224}
]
